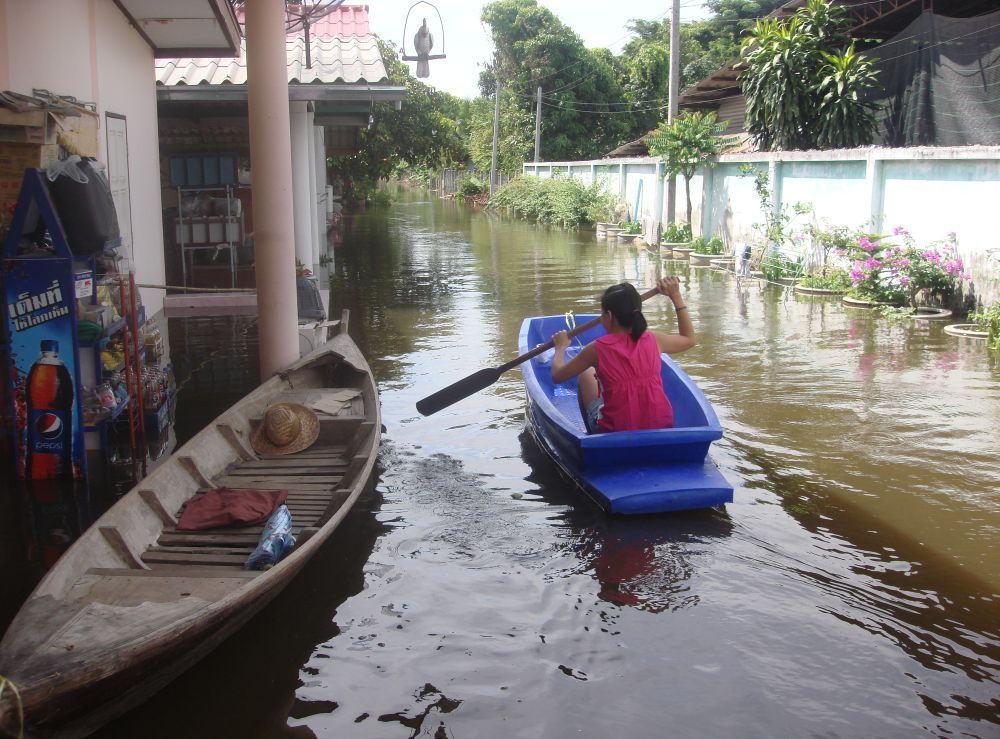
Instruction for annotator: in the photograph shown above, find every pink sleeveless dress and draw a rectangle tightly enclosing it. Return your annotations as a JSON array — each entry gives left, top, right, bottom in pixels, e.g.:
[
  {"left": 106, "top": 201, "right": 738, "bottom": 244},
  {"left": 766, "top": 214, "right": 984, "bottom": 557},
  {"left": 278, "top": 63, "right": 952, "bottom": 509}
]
[{"left": 594, "top": 332, "right": 674, "bottom": 432}]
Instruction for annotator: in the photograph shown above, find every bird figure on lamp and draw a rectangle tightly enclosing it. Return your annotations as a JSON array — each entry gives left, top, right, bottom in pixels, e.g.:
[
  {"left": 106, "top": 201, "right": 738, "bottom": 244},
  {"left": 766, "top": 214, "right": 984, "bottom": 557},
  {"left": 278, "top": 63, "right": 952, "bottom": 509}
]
[{"left": 414, "top": 18, "right": 433, "bottom": 78}]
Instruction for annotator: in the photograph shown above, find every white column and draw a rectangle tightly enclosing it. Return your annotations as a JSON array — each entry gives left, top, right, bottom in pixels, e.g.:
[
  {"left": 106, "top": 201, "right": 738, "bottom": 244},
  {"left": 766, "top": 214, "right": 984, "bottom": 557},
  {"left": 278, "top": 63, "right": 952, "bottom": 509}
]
[
  {"left": 246, "top": 0, "right": 299, "bottom": 377},
  {"left": 306, "top": 109, "right": 319, "bottom": 272},
  {"left": 290, "top": 101, "right": 314, "bottom": 271}
]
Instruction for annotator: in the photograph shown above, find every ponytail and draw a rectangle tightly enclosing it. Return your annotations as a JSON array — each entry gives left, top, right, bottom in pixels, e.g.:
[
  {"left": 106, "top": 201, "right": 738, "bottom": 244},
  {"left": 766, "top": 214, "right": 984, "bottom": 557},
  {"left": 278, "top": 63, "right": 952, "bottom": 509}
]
[
  {"left": 601, "top": 283, "right": 647, "bottom": 340},
  {"left": 630, "top": 311, "right": 647, "bottom": 340}
]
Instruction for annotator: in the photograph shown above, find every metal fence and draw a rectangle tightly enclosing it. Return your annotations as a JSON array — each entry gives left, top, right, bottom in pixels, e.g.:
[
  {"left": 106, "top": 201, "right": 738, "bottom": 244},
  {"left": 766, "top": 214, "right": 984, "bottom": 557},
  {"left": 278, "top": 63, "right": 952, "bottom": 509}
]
[{"left": 429, "top": 169, "right": 511, "bottom": 197}]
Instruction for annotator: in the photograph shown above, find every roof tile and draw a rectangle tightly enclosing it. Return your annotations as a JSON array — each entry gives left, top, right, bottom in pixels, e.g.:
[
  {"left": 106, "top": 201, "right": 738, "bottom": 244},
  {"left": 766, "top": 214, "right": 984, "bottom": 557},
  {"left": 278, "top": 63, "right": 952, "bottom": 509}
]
[{"left": 155, "top": 4, "right": 387, "bottom": 87}]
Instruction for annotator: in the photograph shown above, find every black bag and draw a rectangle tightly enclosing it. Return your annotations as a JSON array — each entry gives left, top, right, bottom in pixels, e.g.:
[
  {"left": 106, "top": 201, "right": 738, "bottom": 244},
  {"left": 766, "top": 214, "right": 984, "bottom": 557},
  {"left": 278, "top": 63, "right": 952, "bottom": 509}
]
[
  {"left": 47, "top": 157, "right": 121, "bottom": 255},
  {"left": 296, "top": 276, "right": 326, "bottom": 321}
]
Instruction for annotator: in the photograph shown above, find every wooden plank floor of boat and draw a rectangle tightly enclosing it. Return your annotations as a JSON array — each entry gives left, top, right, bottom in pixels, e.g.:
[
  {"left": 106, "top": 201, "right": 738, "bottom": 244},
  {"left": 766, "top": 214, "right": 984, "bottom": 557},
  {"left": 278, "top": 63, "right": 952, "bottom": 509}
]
[{"left": 92, "top": 388, "right": 369, "bottom": 579}]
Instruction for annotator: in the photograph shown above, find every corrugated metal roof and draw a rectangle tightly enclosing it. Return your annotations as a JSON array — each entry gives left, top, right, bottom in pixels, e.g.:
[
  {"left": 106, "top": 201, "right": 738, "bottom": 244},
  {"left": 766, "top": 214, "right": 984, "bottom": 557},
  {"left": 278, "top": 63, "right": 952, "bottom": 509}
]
[{"left": 155, "top": 4, "right": 388, "bottom": 87}]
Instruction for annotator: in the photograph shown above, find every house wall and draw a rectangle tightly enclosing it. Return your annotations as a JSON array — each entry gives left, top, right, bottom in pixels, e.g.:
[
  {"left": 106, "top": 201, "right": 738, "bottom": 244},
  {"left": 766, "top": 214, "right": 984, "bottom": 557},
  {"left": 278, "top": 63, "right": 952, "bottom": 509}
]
[
  {"left": 524, "top": 145, "right": 1000, "bottom": 304},
  {"left": 1, "top": 0, "right": 165, "bottom": 315}
]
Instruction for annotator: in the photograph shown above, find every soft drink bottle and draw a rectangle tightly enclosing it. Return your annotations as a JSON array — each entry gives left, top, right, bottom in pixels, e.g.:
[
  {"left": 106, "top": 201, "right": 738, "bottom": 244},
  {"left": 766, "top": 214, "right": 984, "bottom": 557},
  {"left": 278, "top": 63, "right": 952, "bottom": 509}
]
[{"left": 26, "top": 339, "right": 75, "bottom": 479}]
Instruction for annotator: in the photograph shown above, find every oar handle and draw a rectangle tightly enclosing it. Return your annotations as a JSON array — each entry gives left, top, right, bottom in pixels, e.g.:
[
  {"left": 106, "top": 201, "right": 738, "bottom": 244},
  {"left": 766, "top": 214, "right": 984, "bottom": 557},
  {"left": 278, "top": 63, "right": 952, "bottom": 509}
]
[{"left": 495, "top": 286, "right": 660, "bottom": 374}]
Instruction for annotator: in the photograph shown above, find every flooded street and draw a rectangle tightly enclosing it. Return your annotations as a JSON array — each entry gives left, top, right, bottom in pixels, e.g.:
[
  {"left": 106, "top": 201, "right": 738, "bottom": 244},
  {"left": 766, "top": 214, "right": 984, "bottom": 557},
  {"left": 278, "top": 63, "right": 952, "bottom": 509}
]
[{"left": 61, "top": 189, "right": 1000, "bottom": 735}]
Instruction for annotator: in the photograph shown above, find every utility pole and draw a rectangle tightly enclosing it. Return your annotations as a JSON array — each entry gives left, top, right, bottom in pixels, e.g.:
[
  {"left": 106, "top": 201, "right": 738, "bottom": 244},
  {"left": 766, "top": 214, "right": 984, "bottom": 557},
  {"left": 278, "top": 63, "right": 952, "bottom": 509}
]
[
  {"left": 666, "top": 0, "right": 681, "bottom": 225},
  {"left": 490, "top": 84, "right": 500, "bottom": 197},
  {"left": 534, "top": 86, "right": 542, "bottom": 162}
]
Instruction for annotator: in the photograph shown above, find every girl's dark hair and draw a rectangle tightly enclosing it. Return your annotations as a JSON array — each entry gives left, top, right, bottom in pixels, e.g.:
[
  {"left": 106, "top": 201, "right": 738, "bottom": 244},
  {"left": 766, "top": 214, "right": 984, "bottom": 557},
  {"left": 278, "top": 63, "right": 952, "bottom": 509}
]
[{"left": 601, "top": 283, "right": 646, "bottom": 340}]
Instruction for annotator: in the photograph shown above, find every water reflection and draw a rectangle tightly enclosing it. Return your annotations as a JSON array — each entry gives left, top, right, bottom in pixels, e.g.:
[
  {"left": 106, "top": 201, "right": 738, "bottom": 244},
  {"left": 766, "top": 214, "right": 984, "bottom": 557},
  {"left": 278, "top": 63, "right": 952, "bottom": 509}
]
[{"left": 519, "top": 429, "right": 734, "bottom": 614}]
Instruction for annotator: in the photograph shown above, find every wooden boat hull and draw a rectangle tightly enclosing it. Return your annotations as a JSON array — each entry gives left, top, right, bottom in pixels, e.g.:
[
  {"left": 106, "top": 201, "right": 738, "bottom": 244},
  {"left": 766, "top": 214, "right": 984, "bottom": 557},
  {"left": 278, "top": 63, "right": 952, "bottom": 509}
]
[
  {"left": 0, "top": 331, "right": 380, "bottom": 738},
  {"left": 519, "top": 315, "right": 732, "bottom": 514}
]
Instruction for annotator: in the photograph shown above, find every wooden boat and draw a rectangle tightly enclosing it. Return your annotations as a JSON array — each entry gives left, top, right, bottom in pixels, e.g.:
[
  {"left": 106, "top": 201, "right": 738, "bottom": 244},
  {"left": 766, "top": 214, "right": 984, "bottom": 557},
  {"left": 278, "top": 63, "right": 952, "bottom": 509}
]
[
  {"left": 519, "top": 314, "right": 732, "bottom": 515},
  {"left": 0, "top": 327, "right": 380, "bottom": 738}
]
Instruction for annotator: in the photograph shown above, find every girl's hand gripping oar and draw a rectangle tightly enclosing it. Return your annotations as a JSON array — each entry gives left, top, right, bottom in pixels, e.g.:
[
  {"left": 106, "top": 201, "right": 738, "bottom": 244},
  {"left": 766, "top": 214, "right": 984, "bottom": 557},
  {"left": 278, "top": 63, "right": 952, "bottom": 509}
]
[{"left": 415, "top": 287, "right": 659, "bottom": 416}]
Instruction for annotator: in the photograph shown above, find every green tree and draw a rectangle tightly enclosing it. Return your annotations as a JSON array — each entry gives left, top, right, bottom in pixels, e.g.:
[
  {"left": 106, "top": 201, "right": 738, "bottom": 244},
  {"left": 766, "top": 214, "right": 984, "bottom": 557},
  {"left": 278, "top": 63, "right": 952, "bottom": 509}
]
[
  {"left": 737, "top": 0, "right": 879, "bottom": 150},
  {"left": 329, "top": 40, "right": 469, "bottom": 201},
  {"left": 647, "top": 111, "right": 733, "bottom": 225},
  {"left": 466, "top": 88, "right": 534, "bottom": 176},
  {"left": 480, "top": 0, "right": 637, "bottom": 161}
]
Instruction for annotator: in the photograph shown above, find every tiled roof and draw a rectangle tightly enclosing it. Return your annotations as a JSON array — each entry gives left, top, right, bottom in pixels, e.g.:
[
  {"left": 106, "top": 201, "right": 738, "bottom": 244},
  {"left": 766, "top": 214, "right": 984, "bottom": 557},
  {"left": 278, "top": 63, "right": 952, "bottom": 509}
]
[
  {"left": 155, "top": 4, "right": 388, "bottom": 87},
  {"left": 296, "top": 3, "right": 370, "bottom": 39}
]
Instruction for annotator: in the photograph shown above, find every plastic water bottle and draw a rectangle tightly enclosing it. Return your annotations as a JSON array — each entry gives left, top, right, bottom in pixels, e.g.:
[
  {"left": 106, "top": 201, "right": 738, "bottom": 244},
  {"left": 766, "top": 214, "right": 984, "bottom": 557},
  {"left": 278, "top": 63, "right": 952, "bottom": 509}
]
[{"left": 244, "top": 505, "right": 295, "bottom": 570}]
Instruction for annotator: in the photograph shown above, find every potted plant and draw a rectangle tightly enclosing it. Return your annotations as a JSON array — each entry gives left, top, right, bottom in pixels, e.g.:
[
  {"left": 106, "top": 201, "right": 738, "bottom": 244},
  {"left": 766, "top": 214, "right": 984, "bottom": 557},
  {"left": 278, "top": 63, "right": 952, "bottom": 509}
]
[
  {"left": 968, "top": 301, "right": 1000, "bottom": 348},
  {"left": 688, "top": 236, "right": 727, "bottom": 266},
  {"left": 616, "top": 219, "right": 643, "bottom": 245},
  {"left": 795, "top": 267, "right": 852, "bottom": 295},
  {"left": 661, "top": 221, "right": 693, "bottom": 256},
  {"left": 946, "top": 299, "right": 999, "bottom": 343}
]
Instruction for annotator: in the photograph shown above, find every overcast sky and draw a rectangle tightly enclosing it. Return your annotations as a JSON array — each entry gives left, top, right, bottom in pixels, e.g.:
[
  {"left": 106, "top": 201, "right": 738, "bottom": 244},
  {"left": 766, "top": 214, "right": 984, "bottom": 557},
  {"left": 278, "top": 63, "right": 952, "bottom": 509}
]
[{"left": 365, "top": 1, "right": 710, "bottom": 99}]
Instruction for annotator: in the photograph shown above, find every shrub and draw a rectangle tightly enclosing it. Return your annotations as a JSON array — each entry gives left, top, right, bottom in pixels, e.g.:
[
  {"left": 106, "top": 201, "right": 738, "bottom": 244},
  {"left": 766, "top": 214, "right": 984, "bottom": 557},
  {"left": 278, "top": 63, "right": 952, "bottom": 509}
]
[
  {"left": 618, "top": 219, "right": 642, "bottom": 234},
  {"left": 846, "top": 227, "right": 969, "bottom": 307},
  {"left": 458, "top": 176, "right": 487, "bottom": 199},
  {"left": 798, "top": 269, "right": 852, "bottom": 291},
  {"left": 489, "top": 176, "right": 617, "bottom": 228},
  {"left": 761, "top": 253, "right": 804, "bottom": 281},
  {"left": 370, "top": 188, "right": 393, "bottom": 207}
]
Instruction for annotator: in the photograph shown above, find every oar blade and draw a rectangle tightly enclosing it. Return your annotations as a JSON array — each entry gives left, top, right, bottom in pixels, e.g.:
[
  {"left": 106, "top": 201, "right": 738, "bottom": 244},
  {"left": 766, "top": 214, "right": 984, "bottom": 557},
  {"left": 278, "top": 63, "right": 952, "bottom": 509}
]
[{"left": 416, "top": 367, "right": 502, "bottom": 416}]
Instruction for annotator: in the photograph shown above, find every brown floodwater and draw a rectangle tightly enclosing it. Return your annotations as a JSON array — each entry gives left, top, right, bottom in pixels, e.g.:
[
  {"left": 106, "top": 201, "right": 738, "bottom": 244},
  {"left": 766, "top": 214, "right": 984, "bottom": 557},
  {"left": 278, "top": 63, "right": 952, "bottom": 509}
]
[{"left": 6, "top": 187, "right": 999, "bottom": 737}]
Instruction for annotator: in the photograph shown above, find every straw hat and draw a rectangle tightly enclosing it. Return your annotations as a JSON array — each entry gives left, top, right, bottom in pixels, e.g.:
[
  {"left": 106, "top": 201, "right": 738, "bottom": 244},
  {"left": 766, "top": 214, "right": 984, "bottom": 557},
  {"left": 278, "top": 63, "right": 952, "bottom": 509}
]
[{"left": 251, "top": 402, "right": 319, "bottom": 455}]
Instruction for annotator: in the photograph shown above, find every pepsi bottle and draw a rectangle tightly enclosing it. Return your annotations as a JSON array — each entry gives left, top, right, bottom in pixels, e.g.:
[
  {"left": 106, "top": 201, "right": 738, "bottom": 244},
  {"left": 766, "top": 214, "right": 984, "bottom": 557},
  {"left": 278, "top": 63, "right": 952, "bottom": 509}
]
[{"left": 26, "top": 340, "right": 75, "bottom": 479}]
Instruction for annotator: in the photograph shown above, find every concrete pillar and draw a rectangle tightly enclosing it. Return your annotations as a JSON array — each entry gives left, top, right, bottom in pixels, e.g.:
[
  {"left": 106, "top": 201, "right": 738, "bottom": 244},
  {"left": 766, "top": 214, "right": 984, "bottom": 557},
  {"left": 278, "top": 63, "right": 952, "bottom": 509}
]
[
  {"left": 246, "top": 0, "right": 299, "bottom": 377},
  {"left": 866, "top": 153, "right": 884, "bottom": 232},
  {"left": 290, "top": 101, "right": 314, "bottom": 272},
  {"left": 654, "top": 161, "right": 665, "bottom": 236},
  {"left": 701, "top": 166, "right": 714, "bottom": 238},
  {"left": 768, "top": 159, "right": 781, "bottom": 234}
]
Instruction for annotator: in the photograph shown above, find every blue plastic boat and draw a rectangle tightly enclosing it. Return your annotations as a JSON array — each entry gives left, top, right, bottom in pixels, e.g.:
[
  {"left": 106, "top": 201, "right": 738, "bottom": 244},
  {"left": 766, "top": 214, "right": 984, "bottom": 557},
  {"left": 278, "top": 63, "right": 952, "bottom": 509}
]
[{"left": 519, "top": 315, "right": 733, "bottom": 515}]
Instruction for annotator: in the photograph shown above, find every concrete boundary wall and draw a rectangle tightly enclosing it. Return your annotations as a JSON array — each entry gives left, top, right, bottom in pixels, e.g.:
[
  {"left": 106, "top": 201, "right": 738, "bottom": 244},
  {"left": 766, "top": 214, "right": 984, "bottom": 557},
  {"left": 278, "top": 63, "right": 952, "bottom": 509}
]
[{"left": 524, "top": 146, "right": 1000, "bottom": 303}]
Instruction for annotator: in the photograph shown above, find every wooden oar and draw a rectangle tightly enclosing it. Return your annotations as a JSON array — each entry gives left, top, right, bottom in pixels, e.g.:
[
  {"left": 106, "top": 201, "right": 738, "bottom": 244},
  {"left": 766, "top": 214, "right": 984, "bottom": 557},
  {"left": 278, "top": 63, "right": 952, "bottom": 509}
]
[{"left": 416, "top": 287, "right": 660, "bottom": 416}]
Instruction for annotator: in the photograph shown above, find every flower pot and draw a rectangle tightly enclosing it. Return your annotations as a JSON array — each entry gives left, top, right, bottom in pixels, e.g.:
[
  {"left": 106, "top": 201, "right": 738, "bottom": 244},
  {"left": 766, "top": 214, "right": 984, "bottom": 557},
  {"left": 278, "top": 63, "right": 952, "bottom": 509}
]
[
  {"left": 777, "top": 276, "right": 801, "bottom": 286},
  {"left": 794, "top": 285, "right": 846, "bottom": 296},
  {"left": 595, "top": 221, "right": 616, "bottom": 237},
  {"left": 943, "top": 323, "right": 989, "bottom": 338},
  {"left": 689, "top": 252, "right": 715, "bottom": 266},
  {"left": 709, "top": 258, "right": 735, "bottom": 271},
  {"left": 603, "top": 227, "right": 624, "bottom": 240},
  {"left": 843, "top": 295, "right": 905, "bottom": 309},
  {"left": 908, "top": 306, "right": 952, "bottom": 320},
  {"left": 670, "top": 246, "right": 694, "bottom": 259},
  {"left": 616, "top": 233, "right": 640, "bottom": 245}
]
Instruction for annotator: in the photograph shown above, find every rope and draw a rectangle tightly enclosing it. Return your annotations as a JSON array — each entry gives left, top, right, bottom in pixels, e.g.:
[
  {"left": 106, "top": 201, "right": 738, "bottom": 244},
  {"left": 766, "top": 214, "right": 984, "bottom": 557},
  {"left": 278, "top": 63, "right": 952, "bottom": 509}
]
[{"left": 136, "top": 283, "right": 256, "bottom": 293}]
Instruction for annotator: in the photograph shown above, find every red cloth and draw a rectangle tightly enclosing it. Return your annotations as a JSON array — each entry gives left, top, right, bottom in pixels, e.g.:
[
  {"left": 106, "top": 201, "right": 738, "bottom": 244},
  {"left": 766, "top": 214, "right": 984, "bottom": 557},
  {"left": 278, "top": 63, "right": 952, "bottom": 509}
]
[
  {"left": 595, "top": 332, "right": 673, "bottom": 432},
  {"left": 176, "top": 488, "right": 288, "bottom": 530}
]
